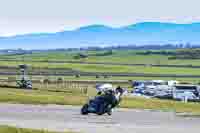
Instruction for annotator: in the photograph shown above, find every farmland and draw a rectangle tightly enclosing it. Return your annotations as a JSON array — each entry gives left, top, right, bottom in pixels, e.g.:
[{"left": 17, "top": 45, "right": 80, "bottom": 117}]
[
  {"left": 1, "top": 49, "right": 200, "bottom": 111},
  {"left": 2, "top": 61, "right": 200, "bottom": 75},
  {"left": 2, "top": 49, "right": 200, "bottom": 65},
  {"left": 1, "top": 49, "right": 200, "bottom": 83}
]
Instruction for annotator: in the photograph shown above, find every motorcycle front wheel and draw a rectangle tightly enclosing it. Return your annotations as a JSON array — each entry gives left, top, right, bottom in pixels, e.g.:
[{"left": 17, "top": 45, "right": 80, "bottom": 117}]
[
  {"left": 81, "top": 104, "right": 89, "bottom": 115},
  {"left": 97, "top": 103, "right": 106, "bottom": 115}
]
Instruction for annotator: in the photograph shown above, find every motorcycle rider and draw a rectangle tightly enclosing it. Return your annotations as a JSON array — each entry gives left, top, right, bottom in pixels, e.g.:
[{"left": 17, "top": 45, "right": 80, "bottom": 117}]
[
  {"left": 81, "top": 84, "right": 124, "bottom": 115},
  {"left": 96, "top": 85, "right": 123, "bottom": 114}
]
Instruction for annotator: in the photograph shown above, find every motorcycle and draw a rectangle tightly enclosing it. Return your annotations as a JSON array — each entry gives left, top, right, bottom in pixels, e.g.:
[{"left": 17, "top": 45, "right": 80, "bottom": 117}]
[{"left": 81, "top": 87, "right": 123, "bottom": 116}]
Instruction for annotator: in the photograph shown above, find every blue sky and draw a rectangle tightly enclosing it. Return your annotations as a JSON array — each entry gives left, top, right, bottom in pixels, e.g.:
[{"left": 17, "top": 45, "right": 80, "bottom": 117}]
[{"left": 0, "top": 0, "right": 200, "bottom": 36}]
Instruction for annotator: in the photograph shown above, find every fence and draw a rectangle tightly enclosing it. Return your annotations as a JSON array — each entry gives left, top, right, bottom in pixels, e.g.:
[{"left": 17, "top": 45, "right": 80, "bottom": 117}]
[
  {"left": 0, "top": 77, "right": 131, "bottom": 95},
  {"left": 0, "top": 78, "right": 97, "bottom": 95}
]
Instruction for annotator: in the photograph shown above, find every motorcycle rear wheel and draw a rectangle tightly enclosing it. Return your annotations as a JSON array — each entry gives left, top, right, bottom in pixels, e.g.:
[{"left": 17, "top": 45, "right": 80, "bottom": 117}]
[{"left": 107, "top": 109, "right": 113, "bottom": 116}]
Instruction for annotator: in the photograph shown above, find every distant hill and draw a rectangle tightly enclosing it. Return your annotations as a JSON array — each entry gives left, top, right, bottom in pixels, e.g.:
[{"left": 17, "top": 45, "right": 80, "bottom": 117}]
[{"left": 1, "top": 22, "right": 200, "bottom": 49}]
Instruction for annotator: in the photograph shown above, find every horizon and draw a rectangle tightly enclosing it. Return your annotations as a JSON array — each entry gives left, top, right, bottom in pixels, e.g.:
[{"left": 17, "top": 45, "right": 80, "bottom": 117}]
[{"left": 0, "top": 43, "right": 194, "bottom": 50}]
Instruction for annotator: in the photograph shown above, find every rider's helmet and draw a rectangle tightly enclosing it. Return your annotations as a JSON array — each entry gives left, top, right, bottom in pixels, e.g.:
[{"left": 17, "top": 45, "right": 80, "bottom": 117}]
[
  {"left": 96, "top": 83, "right": 114, "bottom": 94},
  {"left": 115, "top": 86, "right": 124, "bottom": 96}
]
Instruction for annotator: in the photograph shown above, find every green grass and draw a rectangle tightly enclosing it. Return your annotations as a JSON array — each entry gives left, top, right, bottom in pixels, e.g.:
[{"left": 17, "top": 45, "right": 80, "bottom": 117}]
[
  {"left": 0, "top": 88, "right": 88, "bottom": 105},
  {"left": 2, "top": 60, "right": 200, "bottom": 75},
  {"left": 1, "top": 87, "right": 200, "bottom": 114},
  {"left": 0, "top": 125, "right": 73, "bottom": 133},
  {"left": 2, "top": 50, "right": 200, "bottom": 77},
  {"left": 3, "top": 49, "right": 200, "bottom": 65},
  {"left": 122, "top": 97, "right": 200, "bottom": 114}
]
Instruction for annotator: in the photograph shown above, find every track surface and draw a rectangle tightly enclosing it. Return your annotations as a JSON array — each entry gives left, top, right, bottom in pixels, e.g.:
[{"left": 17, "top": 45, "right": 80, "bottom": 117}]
[
  {"left": 1, "top": 59, "right": 200, "bottom": 69},
  {"left": 2, "top": 65, "right": 200, "bottom": 78},
  {"left": 2, "top": 71, "right": 200, "bottom": 78},
  {"left": 0, "top": 104, "right": 200, "bottom": 133}
]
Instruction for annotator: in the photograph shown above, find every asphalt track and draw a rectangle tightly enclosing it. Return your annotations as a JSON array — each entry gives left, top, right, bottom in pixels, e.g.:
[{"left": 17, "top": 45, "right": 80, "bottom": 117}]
[
  {"left": 0, "top": 104, "right": 200, "bottom": 133},
  {"left": 2, "top": 70, "right": 200, "bottom": 78},
  {"left": 2, "top": 64, "right": 200, "bottom": 78},
  {"left": 1, "top": 59, "right": 200, "bottom": 69}
]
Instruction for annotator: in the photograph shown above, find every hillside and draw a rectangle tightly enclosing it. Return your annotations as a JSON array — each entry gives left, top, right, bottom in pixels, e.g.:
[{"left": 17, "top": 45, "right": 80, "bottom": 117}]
[{"left": 1, "top": 22, "right": 200, "bottom": 49}]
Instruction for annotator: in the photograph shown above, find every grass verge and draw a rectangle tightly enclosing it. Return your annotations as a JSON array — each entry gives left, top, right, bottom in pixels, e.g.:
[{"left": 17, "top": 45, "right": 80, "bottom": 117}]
[
  {"left": 0, "top": 125, "right": 74, "bottom": 133},
  {"left": 1, "top": 87, "right": 200, "bottom": 114},
  {"left": 121, "top": 97, "right": 200, "bottom": 114}
]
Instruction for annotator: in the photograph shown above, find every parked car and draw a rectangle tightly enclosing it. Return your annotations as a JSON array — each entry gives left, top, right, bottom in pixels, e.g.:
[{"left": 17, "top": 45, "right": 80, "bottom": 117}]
[
  {"left": 154, "top": 85, "right": 173, "bottom": 99},
  {"left": 132, "top": 80, "right": 168, "bottom": 96}
]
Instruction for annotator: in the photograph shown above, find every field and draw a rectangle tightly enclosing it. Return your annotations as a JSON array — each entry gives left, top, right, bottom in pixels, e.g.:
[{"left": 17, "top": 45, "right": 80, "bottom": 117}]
[
  {"left": 3, "top": 50, "right": 200, "bottom": 65},
  {"left": 1, "top": 49, "right": 200, "bottom": 83},
  {"left": 2, "top": 61, "right": 200, "bottom": 75},
  {"left": 0, "top": 125, "right": 73, "bottom": 133},
  {"left": 1, "top": 49, "right": 200, "bottom": 114},
  {"left": 2, "top": 62, "right": 200, "bottom": 77}
]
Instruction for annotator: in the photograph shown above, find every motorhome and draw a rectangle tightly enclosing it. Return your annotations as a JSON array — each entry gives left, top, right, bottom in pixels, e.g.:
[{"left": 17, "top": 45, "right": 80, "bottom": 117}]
[{"left": 172, "top": 84, "right": 200, "bottom": 101}]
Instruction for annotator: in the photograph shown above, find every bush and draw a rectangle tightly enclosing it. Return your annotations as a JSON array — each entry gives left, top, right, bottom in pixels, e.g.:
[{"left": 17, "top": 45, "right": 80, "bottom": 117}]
[
  {"left": 75, "top": 74, "right": 80, "bottom": 78},
  {"left": 57, "top": 77, "right": 64, "bottom": 83},
  {"left": 73, "top": 53, "right": 88, "bottom": 59},
  {"left": 168, "top": 49, "right": 200, "bottom": 60},
  {"left": 96, "top": 75, "right": 100, "bottom": 78}
]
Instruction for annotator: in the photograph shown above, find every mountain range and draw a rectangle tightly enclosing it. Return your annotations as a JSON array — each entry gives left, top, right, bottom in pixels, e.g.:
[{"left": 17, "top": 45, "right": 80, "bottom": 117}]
[{"left": 1, "top": 22, "right": 200, "bottom": 49}]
